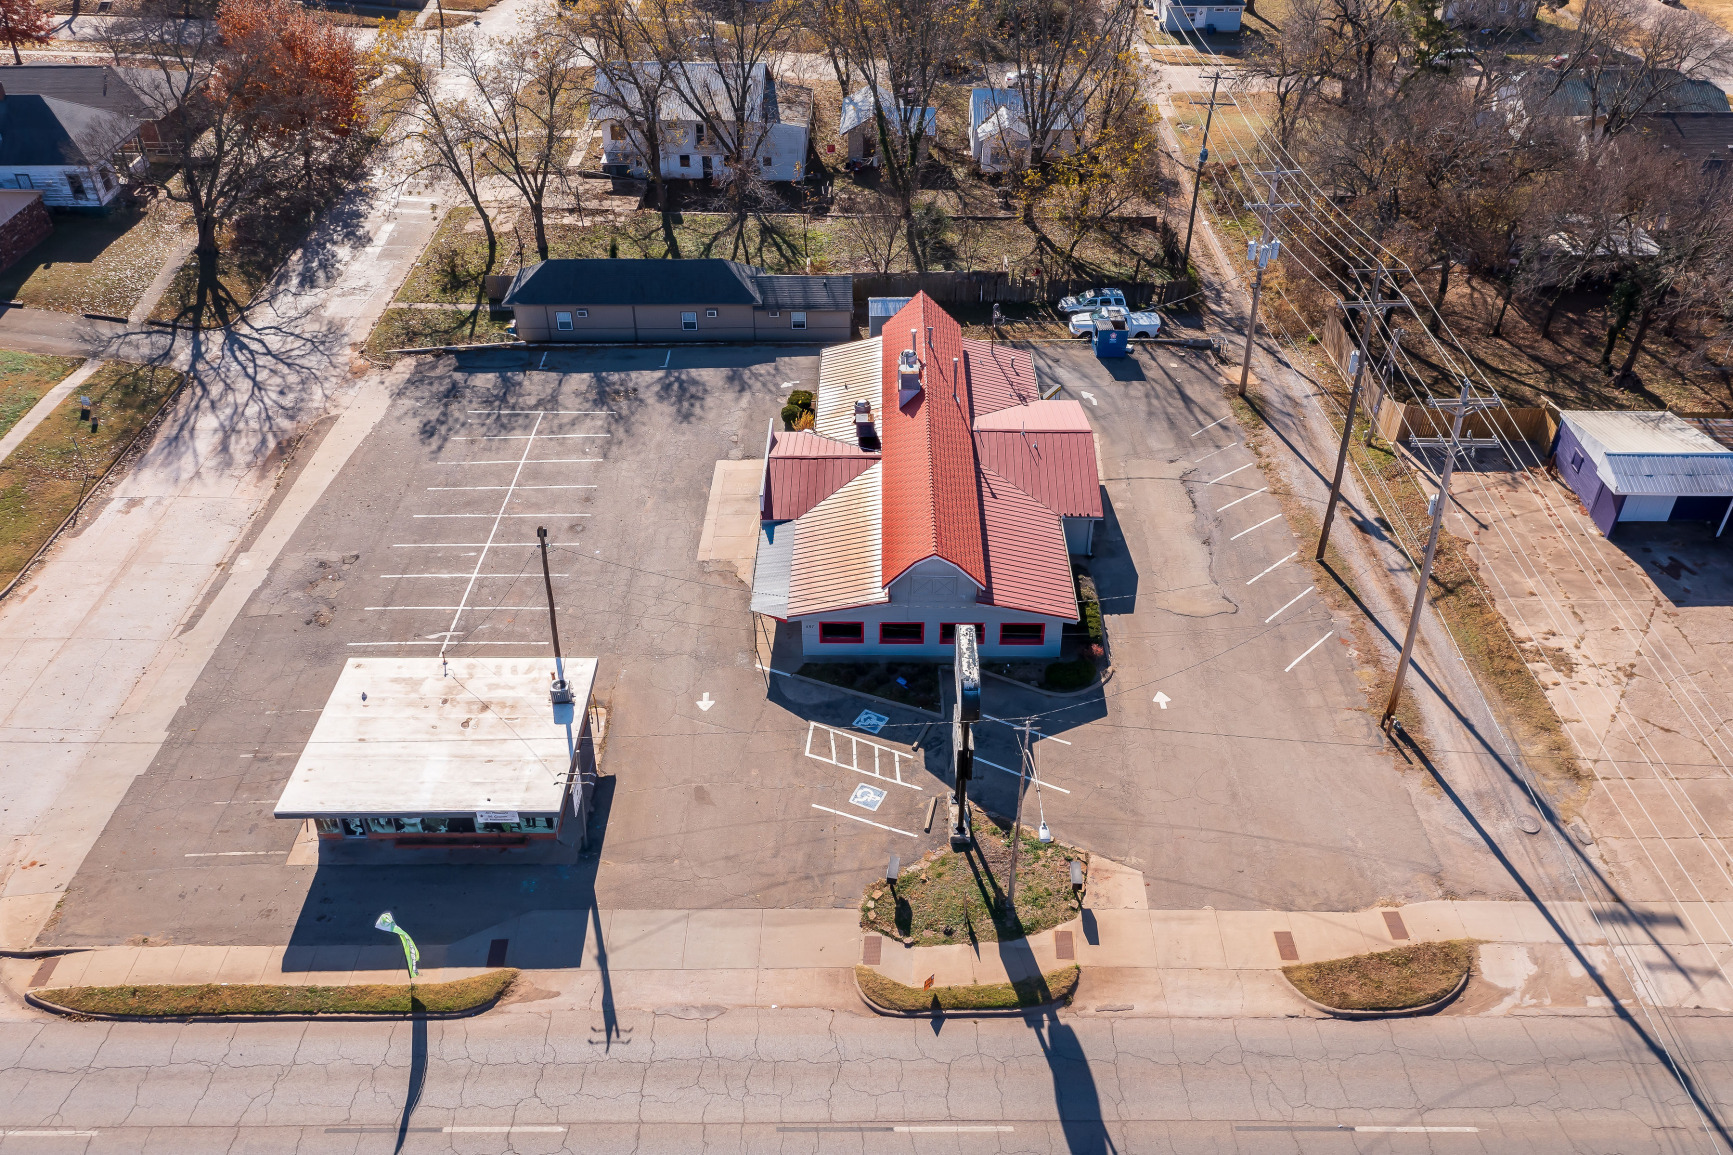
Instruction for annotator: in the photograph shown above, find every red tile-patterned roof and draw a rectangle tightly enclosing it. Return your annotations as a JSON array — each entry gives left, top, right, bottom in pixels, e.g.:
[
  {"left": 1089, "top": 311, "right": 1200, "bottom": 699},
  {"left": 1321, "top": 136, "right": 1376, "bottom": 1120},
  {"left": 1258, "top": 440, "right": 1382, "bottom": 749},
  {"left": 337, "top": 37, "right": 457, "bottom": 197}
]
[
  {"left": 879, "top": 294, "right": 986, "bottom": 589},
  {"left": 961, "top": 338, "right": 1038, "bottom": 416},
  {"left": 764, "top": 431, "right": 879, "bottom": 520},
  {"left": 978, "top": 466, "right": 1079, "bottom": 619},
  {"left": 973, "top": 431, "right": 1103, "bottom": 519}
]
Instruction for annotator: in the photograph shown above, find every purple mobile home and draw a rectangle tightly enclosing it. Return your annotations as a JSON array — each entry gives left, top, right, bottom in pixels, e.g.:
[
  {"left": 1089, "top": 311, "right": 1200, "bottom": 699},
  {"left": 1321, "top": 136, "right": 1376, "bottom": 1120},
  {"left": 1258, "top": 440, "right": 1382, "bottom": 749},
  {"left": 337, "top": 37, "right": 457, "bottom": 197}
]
[{"left": 1554, "top": 410, "right": 1733, "bottom": 537}]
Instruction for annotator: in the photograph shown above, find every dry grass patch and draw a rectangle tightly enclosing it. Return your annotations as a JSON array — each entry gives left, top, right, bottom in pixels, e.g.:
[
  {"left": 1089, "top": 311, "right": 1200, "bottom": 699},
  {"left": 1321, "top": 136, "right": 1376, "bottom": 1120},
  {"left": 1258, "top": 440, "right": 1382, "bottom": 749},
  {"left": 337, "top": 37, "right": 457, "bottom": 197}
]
[
  {"left": 364, "top": 306, "right": 515, "bottom": 358},
  {"left": 40, "top": 970, "right": 517, "bottom": 1017},
  {"left": 856, "top": 964, "right": 1078, "bottom": 1012},
  {"left": 0, "top": 362, "right": 181, "bottom": 588},
  {"left": 0, "top": 199, "right": 191, "bottom": 317},
  {"left": 0, "top": 352, "right": 83, "bottom": 441},
  {"left": 1283, "top": 940, "right": 1474, "bottom": 1011}
]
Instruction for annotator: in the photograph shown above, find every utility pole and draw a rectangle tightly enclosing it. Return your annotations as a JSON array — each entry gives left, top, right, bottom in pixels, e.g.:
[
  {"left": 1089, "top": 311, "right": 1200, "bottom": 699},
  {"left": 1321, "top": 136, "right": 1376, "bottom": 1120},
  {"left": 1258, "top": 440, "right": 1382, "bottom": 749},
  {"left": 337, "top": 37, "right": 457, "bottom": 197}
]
[
  {"left": 1381, "top": 381, "right": 1499, "bottom": 728},
  {"left": 1005, "top": 720, "right": 1034, "bottom": 918},
  {"left": 1366, "top": 327, "right": 1404, "bottom": 447},
  {"left": 950, "top": 625, "right": 981, "bottom": 849},
  {"left": 537, "top": 526, "right": 573, "bottom": 707},
  {"left": 1316, "top": 264, "right": 1401, "bottom": 562},
  {"left": 1180, "top": 72, "right": 1233, "bottom": 278},
  {"left": 1237, "top": 168, "right": 1299, "bottom": 398}
]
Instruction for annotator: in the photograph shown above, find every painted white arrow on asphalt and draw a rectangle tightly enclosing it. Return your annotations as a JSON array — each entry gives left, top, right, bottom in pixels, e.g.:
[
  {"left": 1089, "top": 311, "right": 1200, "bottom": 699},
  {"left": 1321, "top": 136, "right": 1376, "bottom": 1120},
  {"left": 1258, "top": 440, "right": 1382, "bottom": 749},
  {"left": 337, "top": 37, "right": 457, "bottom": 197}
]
[
  {"left": 1080, "top": 390, "right": 1099, "bottom": 405},
  {"left": 697, "top": 693, "right": 715, "bottom": 711},
  {"left": 1152, "top": 692, "right": 1170, "bottom": 709}
]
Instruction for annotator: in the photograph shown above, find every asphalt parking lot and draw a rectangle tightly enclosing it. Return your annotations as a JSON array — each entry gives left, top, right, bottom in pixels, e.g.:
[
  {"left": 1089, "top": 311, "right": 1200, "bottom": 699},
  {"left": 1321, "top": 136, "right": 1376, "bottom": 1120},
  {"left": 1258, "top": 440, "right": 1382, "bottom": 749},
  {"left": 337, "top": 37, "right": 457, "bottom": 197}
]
[{"left": 46, "top": 344, "right": 951, "bottom": 952}]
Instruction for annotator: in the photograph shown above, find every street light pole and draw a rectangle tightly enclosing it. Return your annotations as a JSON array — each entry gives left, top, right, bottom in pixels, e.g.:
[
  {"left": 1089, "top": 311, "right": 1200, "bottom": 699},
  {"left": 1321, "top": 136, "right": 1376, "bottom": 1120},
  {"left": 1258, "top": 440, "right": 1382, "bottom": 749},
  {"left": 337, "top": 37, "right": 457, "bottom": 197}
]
[
  {"left": 537, "top": 526, "right": 572, "bottom": 706},
  {"left": 1005, "top": 720, "right": 1034, "bottom": 920},
  {"left": 1237, "top": 169, "right": 1298, "bottom": 399},
  {"left": 1180, "top": 72, "right": 1232, "bottom": 279}
]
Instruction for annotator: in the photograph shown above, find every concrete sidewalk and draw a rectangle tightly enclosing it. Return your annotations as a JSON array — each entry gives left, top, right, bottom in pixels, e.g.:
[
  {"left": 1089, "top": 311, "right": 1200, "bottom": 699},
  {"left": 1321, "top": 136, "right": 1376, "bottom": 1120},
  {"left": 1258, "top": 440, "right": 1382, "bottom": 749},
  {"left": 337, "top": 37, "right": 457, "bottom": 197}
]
[{"left": 11, "top": 898, "right": 1733, "bottom": 1018}]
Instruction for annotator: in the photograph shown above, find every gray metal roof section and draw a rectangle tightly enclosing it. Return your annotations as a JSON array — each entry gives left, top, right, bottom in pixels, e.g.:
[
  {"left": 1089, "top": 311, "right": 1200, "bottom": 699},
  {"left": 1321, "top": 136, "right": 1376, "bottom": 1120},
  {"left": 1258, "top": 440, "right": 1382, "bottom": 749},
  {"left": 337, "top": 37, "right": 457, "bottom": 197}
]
[
  {"left": 0, "top": 94, "right": 140, "bottom": 167},
  {"left": 754, "top": 274, "right": 853, "bottom": 310},
  {"left": 838, "top": 86, "right": 937, "bottom": 136},
  {"left": 1561, "top": 409, "right": 1733, "bottom": 496},
  {"left": 505, "top": 259, "right": 763, "bottom": 306},
  {"left": 868, "top": 296, "right": 914, "bottom": 317},
  {"left": 0, "top": 65, "right": 165, "bottom": 119},
  {"left": 751, "top": 520, "right": 794, "bottom": 618}
]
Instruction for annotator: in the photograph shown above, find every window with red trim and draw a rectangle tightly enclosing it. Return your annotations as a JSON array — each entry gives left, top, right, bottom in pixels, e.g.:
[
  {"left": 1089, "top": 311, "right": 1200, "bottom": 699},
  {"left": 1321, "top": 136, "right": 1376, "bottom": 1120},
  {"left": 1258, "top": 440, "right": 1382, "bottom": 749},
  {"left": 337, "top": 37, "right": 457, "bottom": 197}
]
[
  {"left": 939, "top": 623, "right": 986, "bottom": 645},
  {"left": 880, "top": 622, "right": 924, "bottom": 644},
  {"left": 999, "top": 623, "right": 1046, "bottom": 645},
  {"left": 819, "top": 622, "right": 864, "bottom": 643}
]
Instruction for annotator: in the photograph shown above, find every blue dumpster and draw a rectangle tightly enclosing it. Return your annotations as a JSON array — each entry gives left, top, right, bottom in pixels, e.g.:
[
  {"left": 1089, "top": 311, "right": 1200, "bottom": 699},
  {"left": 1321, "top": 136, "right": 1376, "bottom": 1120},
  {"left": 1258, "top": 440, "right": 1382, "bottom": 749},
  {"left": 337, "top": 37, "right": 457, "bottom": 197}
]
[{"left": 1090, "top": 311, "right": 1128, "bottom": 358}]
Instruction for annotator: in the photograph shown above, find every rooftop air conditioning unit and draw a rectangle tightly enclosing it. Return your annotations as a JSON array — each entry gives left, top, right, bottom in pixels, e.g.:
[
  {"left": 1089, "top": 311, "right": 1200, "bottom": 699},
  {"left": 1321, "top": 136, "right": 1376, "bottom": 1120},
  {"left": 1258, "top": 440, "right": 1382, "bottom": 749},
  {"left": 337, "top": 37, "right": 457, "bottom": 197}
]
[{"left": 898, "top": 347, "right": 923, "bottom": 407}]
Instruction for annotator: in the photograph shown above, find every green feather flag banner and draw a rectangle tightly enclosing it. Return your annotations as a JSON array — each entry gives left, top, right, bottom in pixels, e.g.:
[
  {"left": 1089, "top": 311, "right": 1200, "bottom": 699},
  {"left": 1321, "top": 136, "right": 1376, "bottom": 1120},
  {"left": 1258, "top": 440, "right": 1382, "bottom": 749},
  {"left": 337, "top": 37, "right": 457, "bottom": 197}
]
[{"left": 375, "top": 911, "right": 420, "bottom": 979}]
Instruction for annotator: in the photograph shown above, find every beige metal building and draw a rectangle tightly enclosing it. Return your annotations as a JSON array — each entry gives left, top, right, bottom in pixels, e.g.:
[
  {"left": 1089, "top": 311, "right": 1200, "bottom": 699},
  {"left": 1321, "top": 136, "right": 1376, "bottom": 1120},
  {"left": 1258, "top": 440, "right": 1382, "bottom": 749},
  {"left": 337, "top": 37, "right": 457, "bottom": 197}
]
[{"left": 504, "top": 259, "right": 853, "bottom": 344}]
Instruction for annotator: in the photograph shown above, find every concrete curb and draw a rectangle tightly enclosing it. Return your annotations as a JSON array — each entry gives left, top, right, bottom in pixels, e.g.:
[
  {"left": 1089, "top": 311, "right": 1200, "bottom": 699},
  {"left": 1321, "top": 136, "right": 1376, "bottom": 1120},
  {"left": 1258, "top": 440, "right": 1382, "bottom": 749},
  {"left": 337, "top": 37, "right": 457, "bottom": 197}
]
[
  {"left": 25, "top": 979, "right": 514, "bottom": 1024},
  {"left": 982, "top": 666, "right": 1112, "bottom": 700},
  {"left": 1279, "top": 965, "right": 1471, "bottom": 1021},
  {"left": 772, "top": 667, "right": 945, "bottom": 719},
  {"left": 852, "top": 968, "right": 1073, "bottom": 1019}
]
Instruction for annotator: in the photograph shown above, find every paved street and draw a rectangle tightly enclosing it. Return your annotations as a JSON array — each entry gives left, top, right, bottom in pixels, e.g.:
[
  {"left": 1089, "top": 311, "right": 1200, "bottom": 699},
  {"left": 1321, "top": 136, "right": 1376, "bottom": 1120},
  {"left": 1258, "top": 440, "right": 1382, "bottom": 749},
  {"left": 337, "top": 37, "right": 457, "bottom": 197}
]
[{"left": 0, "top": 1009, "right": 1724, "bottom": 1153}]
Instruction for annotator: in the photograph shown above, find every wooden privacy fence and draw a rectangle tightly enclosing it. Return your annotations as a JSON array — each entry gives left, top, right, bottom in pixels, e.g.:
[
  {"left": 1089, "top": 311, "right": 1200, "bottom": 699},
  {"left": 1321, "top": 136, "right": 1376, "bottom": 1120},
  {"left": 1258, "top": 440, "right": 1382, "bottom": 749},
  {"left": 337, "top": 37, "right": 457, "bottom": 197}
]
[{"left": 851, "top": 272, "right": 1195, "bottom": 309}]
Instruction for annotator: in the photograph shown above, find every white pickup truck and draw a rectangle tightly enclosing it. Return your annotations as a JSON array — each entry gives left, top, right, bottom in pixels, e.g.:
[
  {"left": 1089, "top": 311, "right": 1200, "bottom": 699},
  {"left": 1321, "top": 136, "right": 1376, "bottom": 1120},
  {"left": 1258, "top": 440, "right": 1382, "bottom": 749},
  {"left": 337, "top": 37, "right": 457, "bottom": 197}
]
[
  {"left": 1069, "top": 306, "right": 1162, "bottom": 339},
  {"left": 1057, "top": 287, "right": 1127, "bottom": 314}
]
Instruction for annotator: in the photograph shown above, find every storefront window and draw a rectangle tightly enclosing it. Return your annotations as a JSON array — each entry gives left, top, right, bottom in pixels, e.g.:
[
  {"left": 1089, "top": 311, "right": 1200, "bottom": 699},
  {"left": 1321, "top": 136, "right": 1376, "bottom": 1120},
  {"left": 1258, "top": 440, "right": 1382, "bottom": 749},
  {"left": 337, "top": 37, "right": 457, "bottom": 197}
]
[{"left": 315, "top": 818, "right": 342, "bottom": 834}]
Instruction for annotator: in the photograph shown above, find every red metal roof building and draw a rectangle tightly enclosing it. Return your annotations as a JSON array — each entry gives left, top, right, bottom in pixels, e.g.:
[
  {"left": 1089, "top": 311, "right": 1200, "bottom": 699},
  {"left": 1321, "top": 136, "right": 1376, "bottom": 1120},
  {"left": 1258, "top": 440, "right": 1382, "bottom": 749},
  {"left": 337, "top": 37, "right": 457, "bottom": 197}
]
[{"left": 752, "top": 294, "right": 1102, "bottom": 658}]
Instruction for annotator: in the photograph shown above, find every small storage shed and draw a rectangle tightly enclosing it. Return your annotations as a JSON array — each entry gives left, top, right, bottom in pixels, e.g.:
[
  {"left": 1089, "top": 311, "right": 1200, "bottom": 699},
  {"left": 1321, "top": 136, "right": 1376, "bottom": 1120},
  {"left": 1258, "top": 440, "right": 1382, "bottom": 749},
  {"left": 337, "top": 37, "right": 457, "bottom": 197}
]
[
  {"left": 838, "top": 87, "right": 936, "bottom": 167},
  {"left": 1555, "top": 410, "right": 1733, "bottom": 536}
]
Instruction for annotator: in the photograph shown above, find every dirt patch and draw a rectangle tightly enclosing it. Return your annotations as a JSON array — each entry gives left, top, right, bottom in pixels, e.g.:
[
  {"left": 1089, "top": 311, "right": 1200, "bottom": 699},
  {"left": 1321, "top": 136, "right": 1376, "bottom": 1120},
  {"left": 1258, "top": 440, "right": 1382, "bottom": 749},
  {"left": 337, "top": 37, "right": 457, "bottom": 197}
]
[{"left": 1283, "top": 940, "right": 1473, "bottom": 1011}]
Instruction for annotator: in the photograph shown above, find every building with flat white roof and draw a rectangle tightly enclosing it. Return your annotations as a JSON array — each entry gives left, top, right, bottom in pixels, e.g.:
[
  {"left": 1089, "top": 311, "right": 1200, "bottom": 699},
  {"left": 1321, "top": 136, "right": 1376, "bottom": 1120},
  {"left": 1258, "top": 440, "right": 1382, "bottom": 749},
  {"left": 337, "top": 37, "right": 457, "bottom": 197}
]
[{"left": 274, "top": 657, "right": 598, "bottom": 847}]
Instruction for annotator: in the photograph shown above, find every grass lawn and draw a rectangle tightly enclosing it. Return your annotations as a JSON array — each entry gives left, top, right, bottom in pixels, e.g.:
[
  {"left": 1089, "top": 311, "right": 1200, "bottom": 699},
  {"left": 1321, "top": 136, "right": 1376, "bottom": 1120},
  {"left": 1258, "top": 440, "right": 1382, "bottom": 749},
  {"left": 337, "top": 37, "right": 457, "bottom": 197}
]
[
  {"left": 39, "top": 969, "right": 516, "bottom": 1016},
  {"left": 364, "top": 306, "right": 515, "bottom": 357},
  {"left": 0, "top": 362, "right": 182, "bottom": 589},
  {"left": 861, "top": 805, "right": 1083, "bottom": 945},
  {"left": 856, "top": 964, "right": 1079, "bottom": 1012},
  {"left": 0, "top": 199, "right": 191, "bottom": 318},
  {"left": 794, "top": 662, "right": 942, "bottom": 712},
  {"left": 1283, "top": 940, "right": 1473, "bottom": 1011},
  {"left": 0, "top": 352, "right": 83, "bottom": 442}
]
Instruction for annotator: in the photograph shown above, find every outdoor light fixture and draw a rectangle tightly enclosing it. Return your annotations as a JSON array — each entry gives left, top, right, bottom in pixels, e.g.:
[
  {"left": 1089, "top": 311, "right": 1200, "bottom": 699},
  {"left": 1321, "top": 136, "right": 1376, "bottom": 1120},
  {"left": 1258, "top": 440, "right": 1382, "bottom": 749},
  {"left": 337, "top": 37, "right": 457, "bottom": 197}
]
[
  {"left": 1038, "top": 821, "right": 1052, "bottom": 844},
  {"left": 1069, "top": 860, "right": 1084, "bottom": 892}
]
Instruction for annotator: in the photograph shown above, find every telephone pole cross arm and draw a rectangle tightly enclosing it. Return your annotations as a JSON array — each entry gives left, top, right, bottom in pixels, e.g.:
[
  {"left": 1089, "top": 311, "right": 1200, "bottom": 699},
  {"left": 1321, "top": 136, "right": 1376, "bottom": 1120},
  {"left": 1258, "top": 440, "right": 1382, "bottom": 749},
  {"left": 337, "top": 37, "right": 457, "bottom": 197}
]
[
  {"left": 1316, "top": 264, "right": 1402, "bottom": 562},
  {"left": 1381, "top": 380, "right": 1500, "bottom": 728},
  {"left": 1180, "top": 72, "right": 1233, "bottom": 279},
  {"left": 1237, "top": 169, "right": 1300, "bottom": 399}
]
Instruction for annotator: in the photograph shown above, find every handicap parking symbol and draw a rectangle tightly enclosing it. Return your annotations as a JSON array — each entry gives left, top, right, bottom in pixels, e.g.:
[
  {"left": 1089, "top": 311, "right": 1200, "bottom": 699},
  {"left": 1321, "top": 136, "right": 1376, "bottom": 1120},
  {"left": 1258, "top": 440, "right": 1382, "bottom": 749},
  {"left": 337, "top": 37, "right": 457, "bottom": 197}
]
[
  {"left": 852, "top": 709, "right": 889, "bottom": 734},
  {"left": 849, "top": 783, "right": 888, "bottom": 812}
]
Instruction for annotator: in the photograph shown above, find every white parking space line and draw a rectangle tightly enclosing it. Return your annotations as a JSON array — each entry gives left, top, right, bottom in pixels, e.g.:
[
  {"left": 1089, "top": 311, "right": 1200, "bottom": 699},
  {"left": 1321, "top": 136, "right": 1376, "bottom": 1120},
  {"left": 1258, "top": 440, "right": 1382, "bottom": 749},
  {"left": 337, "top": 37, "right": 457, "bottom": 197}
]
[
  {"left": 810, "top": 804, "right": 916, "bottom": 838},
  {"left": 468, "top": 410, "right": 609, "bottom": 416},
  {"left": 452, "top": 434, "right": 610, "bottom": 440},
  {"left": 381, "top": 573, "right": 567, "bottom": 578},
  {"left": 1205, "top": 463, "right": 1253, "bottom": 486},
  {"left": 348, "top": 641, "right": 547, "bottom": 646},
  {"left": 1192, "top": 442, "right": 1239, "bottom": 464},
  {"left": 1190, "top": 416, "right": 1230, "bottom": 437},
  {"left": 1218, "top": 487, "right": 1267, "bottom": 512},
  {"left": 441, "top": 413, "right": 543, "bottom": 656},
  {"left": 391, "top": 542, "right": 542, "bottom": 547},
  {"left": 439, "top": 458, "right": 602, "bottom": 465},
  {"left": 1284, "top": 632, "right": 1335, "bottom": 672},
  {"left": 1230, "top": 513, "right": 1283, "bottom": 541},
  {"left": 982, "top": 714, "right": 1071, "bottom": 744},
  {"left": 1247, "top": 552, "right": 1296, "bottom": 584},
  {"left": 185, "top": 851, "right": 288, "bottom": 857},
  {"left": 975, "top": 756, "right": 1071, "bottom": 794},
  {"left": 427, "top": 485, "right": 596, "bottom": 492},
  {"left": 1265, "top": 588, "right": 1314, "bottom": 622},
  {"left": 805, "top": 722, "right": 923, "bottom": 790},
  {"left": 365, "top": 606, "right": 544, "bottom": 611},
  {"left": 413, "top": 514, "right": 590, "bottom": 519}
]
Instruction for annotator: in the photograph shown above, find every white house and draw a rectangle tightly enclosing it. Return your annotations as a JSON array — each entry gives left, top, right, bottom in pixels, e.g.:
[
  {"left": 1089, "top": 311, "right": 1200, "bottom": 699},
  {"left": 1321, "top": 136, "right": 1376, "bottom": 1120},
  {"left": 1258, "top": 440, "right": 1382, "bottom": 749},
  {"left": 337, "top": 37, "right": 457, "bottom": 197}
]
[
  {"left": 1151, "top": 0, "right": 1245, "bottom": 32},
  {"left": 0, "top": 89, "right": 147, "bottom": 211},
  {"left": 838, "top": 86, "right": 936, "bottom": 167},
  {"left": 752, "top": 294, "right": 1104, "bottom": 661},
  {"left": 967, "top": 87, "right": 1080, "bottom": 173},
  {"left": 593, "top": 62, "right": 812, "bottom": 184}
]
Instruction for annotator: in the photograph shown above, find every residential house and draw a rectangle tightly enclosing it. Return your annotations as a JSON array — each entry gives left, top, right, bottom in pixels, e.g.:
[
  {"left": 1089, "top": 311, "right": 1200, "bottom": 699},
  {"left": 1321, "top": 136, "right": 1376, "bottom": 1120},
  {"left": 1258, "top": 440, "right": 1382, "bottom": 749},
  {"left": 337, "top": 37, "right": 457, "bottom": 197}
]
[
  {"left": 1639, "top": 111, "right": 1733, "bottom": 172},
  {"left": 1554, "top": 410, "right": 1733, "bottom": 536},
  {"left": 0, "top": 65, "right": 184, "bottom": 154},
  {"left": 502, "top": 258, "right": 852, "bottom": 343},
  {"left": 752, "top": 294, "right": 1103, "bottom": 660},
  {"left": 967, "top": 87, "right": 1080, "bottom": 173},
  {"left": 0, "top": 87, "right": 146, "bottom": 211},
  {"left": 1151, "top": 0, "right": 1245, "bottom": 33},
  {"left": 593, "top": 62, "right": 813, "bottom": 183},
  {"left": 1440, "top": 0, "right": 1538, "bottom": 28},
  {"left": 837, "top": 86, "right": 936, "bottom": 167},
  {"left": 1497, "top": 67, "right": 1731, "bottom": 138}
]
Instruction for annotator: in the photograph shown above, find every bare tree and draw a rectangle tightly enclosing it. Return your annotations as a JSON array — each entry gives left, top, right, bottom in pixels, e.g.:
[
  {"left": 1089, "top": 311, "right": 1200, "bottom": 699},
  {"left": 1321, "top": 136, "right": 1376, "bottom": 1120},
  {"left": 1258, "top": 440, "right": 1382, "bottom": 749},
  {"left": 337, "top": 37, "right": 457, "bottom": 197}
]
[
  {"left": 452, "top": 13, "right": 588, "bottom": 262},
  {"left": 568, "top": 0, "right": 684, "bottom": 257},
  {"left": 838, "top": 191, "right": 907, "bottom": 271},
  {"left": 989, "top": 0, "right": 1139, "bottom": 176}
]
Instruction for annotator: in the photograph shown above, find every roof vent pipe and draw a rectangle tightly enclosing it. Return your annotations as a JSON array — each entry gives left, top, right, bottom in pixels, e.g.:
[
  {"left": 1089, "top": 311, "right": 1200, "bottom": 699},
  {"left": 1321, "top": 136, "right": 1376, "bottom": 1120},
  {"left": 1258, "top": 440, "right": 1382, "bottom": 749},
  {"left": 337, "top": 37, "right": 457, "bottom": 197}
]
[
  {"left": 898, "top": 348, "right": 923, "bottom": 407},
  {"left": 952, "top": 357, "right": 959, "bottom": 403}
]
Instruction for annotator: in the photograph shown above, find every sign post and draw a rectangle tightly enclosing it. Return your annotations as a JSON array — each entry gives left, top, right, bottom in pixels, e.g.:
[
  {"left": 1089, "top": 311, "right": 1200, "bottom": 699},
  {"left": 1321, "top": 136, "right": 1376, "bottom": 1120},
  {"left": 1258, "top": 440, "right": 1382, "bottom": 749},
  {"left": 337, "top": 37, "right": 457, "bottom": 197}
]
[{"left": 951, "top": 625, "right": 980, "bottom": 849}]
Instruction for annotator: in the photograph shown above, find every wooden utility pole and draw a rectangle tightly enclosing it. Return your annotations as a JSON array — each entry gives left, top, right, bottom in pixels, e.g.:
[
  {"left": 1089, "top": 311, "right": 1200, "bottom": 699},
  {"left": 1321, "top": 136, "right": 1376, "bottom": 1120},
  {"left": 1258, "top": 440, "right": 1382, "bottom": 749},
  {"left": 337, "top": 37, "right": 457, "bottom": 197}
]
[
  {"left": 1316, "top": 264, "right": 1400, "bottom": 562},
  {"left": 1180, "top": 72, "right": 1233, "bottom": 278},
  {"left": 1381, "top": 381, "right": 1498, "bottom": 727},
  {"left": 1237, "top": 169, "right": 1299, "bottom": 398}
]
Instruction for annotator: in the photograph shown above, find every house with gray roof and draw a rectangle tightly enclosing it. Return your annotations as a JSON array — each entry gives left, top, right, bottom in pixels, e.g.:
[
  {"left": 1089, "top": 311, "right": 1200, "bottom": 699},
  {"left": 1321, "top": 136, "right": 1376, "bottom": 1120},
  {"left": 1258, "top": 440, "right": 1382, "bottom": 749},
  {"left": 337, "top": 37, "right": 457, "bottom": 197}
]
[
  {"left": 592, "top": 62, "right": 813, "bottom": 183},
  {"left": 0, "top": 84, "right": 148, "bottom": 211},
  {"left": 1555, "top": 410, "right": 1733, "bottom": 536},
  {"left": 838, "top": 87, "right": 935, "bottom": 167},
  {"left": 502, "top": 258, "right": 852, "bottom": 343}
]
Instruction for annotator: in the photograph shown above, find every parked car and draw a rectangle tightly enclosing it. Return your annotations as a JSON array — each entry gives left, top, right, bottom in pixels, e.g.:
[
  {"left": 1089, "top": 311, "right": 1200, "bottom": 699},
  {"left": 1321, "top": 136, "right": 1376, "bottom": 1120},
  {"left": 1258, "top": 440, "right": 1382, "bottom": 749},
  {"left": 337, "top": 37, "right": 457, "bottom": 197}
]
[
  {"left": 1057, "top": 287, "right": 1127, "bottom": 314},
  {"left": 1069, "top": 306, "right": 1161, "bottom": 339}
]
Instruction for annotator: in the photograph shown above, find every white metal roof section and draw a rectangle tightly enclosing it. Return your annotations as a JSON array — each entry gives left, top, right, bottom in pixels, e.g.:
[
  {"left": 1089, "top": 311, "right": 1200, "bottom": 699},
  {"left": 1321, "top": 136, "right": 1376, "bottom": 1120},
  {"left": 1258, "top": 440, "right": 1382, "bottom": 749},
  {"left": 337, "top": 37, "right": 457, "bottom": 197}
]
[
  {"left": 787, "top": 462, "right": 887, "bottom": 616},
  {"left": 751, "top": 520, "right": 794, "bottom": 619},
  {"left": 273, "top": 657, "right": 596, "bottom": 818},
  {"left": 815, "top": 336, "right": 882, "bottom": 441},
  {"left": 1561, "top": 410, "right": 1733, "bottom": 496}
]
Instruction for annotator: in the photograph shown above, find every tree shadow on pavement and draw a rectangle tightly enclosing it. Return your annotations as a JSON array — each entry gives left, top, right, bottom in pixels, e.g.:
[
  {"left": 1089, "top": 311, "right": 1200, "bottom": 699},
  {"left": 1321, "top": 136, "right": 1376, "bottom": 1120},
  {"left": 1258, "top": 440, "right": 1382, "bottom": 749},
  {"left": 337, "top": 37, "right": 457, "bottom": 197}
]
[{"left": 1027, "top": 1011, "right": 1117, "bottom": 1155}]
